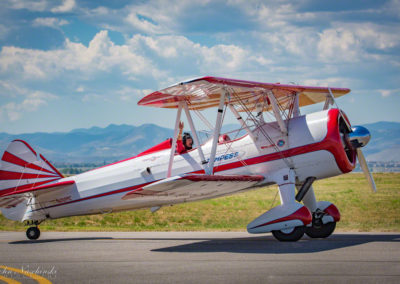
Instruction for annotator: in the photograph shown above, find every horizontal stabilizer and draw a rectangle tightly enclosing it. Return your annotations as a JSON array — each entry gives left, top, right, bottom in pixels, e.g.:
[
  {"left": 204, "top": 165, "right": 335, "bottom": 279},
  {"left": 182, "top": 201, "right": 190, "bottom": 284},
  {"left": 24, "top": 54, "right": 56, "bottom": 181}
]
[
  {"left": 0, "top": 180, "right": 75, "bottom": 208},
  {"left": 122, "top": 174, "right": 264, "bottom": 200}
]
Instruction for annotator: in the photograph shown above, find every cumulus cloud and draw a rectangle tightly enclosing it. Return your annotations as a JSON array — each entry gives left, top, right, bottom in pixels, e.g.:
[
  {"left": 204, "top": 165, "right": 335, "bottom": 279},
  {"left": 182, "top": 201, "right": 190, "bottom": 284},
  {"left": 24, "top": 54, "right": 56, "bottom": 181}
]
[
  {"left": 317, "top": 22, "right": 400, "bottom": 62},
  {"left": 128, "top": 34, "right": 271, "bottom": 75},
  {"left": 317, "top": 28, "right": 360, "bottom": 62},
  {"left": 0, "top": 30, "right": 272, "bottom": 84},
  {"left": 51, "top": 0, "right": 75, "bottom": 13},
  {"left": 0, "top": 30, "right": 157, "bottom": 79},
  {"left": 125, "top": 13, "right": 167, "bottom": 35},
  {"left": 33, "top": 17, "right": 69, "bottom": 28}
]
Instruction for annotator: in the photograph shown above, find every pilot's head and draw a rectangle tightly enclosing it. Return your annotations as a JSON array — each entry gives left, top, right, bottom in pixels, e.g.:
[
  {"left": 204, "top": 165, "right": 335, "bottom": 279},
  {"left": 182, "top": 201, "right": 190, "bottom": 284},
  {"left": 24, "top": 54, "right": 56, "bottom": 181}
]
[{"left": 182, "top": 132, "right": 193, "bottom": 150}]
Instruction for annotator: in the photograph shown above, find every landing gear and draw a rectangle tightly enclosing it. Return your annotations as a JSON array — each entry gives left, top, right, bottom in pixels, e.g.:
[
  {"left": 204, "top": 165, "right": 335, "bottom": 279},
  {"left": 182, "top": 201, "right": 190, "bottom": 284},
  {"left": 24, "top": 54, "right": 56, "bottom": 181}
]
[
  {"left": 305, "top": 209, "right": 336, "bottom": 238},
  {"left": 306, "top": 222, "right": 336, "bottom": 238},
  {"left": 26, "top": 226, "right": 40, "bottom": 240},
  {"left": 272, "top": 226, "right": 305, "bottom": 242}
]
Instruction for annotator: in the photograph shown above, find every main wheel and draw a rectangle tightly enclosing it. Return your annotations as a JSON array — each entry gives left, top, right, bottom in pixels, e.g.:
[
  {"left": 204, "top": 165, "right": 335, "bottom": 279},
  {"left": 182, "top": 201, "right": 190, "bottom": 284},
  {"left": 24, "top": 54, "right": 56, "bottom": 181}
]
[
  {"left": 305, "top": 222, "right": 336, "bottom": 238},
  {"left": 26, "top": 227, "right": 40, "bottom": 240},
  {"left": 272, "top": 226, "right": 305, "bottom": 242}
]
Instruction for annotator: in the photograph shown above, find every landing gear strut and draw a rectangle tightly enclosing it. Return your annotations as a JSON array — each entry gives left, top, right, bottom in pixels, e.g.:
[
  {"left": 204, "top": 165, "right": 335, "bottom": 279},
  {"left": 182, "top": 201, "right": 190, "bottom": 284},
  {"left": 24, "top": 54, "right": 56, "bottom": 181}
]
[{"left": 26, "top": 226, "right": 40, "bottom": 240}]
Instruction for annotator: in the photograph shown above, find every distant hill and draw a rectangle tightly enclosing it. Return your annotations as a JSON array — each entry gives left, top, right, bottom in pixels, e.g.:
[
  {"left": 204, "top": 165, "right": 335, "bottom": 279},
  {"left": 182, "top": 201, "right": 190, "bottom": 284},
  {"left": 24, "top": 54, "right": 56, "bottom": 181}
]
[
  {"left": 0, "top": 124, "right": 174, "bottom": 163},
  {"left": 0, "top": 121, "right": 398, "bottom": 166}
]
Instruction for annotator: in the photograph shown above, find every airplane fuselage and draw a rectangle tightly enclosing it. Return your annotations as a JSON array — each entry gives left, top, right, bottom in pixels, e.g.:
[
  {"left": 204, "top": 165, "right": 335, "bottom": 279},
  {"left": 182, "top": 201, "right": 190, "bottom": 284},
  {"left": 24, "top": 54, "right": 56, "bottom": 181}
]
[{"left": 12, "top": 108, "right": 353, "bottom": 222}]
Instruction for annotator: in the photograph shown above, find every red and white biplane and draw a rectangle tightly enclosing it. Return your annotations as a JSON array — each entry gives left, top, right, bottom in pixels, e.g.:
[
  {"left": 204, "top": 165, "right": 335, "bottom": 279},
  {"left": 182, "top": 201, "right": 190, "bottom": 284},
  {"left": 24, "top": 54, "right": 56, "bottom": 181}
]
[{"left": 0, "top": 76, "right": 376, "bottom": 241}]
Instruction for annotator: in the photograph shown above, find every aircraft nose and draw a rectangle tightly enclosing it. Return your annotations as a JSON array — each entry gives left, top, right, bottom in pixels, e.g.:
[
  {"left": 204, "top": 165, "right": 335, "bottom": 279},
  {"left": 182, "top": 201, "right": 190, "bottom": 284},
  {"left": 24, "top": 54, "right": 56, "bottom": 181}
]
[{"left": 347, "top": 126, "right": 371, "bottom": 148}]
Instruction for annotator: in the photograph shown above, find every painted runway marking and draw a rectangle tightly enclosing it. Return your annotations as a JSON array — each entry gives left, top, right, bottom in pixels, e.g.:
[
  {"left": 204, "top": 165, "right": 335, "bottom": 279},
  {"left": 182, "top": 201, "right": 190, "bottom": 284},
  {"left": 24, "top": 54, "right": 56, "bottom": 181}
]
[
  {"left": 0, "top": 265, "right": 52, "bottom": 284},
  {"left": 0, "top": 274, "right": 21, "bottom": 284}
]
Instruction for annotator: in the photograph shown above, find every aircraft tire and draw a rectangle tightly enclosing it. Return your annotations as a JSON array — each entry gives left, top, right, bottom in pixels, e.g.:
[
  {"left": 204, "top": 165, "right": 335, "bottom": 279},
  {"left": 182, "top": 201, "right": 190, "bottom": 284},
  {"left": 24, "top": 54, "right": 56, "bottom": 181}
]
[
  {"left": 272, "top": 226, "right": 305, "bottom": 242},
  {"left": 26, "top": 227, "right": 40, "bottom": 240},
  {"left": 305, "top": 222, "right": 336, "bottom": 238}
]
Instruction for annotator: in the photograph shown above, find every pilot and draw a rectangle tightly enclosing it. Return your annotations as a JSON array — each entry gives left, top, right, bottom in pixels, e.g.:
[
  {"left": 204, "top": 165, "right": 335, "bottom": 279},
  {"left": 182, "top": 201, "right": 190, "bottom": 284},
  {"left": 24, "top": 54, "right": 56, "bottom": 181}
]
[{"left": 177, "top": 121, "right": 193, "bottom": 153}]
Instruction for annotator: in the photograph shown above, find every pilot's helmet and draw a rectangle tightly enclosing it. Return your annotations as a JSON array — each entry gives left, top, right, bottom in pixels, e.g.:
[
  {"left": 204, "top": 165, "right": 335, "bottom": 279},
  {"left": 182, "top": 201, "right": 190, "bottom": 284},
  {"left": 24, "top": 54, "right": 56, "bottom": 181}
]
[{"left": 183, "top": 132, "right": 193, "bottom": 149}]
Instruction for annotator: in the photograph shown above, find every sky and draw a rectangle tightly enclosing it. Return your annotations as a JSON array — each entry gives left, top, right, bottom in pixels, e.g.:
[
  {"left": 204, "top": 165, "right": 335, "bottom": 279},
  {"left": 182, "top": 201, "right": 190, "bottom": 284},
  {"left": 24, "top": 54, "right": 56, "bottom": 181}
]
[{"left": 0, "top": 0, "right": 399, "bottom": 134}]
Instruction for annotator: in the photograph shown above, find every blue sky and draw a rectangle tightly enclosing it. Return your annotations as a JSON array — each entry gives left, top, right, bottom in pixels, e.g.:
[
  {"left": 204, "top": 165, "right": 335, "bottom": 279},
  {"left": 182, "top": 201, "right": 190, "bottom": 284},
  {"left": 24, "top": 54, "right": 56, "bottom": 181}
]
[{"left": 0, "top": 0, "right": 399, "bottom": 134}]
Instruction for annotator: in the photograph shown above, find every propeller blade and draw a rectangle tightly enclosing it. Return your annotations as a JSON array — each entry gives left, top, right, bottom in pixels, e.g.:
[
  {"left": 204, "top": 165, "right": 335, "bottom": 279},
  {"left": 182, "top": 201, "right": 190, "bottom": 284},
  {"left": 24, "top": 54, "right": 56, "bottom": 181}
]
[{"left": 356, "top": 148, "right": 377, "bottom": 192}]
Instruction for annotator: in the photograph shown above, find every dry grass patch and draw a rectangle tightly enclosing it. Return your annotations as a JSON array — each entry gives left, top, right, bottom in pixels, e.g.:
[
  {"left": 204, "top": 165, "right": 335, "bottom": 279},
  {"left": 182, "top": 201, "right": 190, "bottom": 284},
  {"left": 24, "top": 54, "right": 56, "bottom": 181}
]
[{"left": 1, "top": 173, "right": 399, "bottom": 232}]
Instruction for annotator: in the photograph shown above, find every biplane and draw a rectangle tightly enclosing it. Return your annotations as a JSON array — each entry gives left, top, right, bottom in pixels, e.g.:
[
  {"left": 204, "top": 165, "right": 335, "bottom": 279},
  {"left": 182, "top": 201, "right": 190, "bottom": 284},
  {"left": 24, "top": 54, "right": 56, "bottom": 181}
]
[{"left": 0, "top": 76, "right": 376, "bottom": 241}]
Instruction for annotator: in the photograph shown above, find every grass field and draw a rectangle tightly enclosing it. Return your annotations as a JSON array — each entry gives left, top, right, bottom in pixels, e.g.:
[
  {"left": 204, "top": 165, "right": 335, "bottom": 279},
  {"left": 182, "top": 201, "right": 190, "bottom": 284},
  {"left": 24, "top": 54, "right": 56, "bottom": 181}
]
[{"left": 1, "top": 173, "right": 399, "bottom": 232}]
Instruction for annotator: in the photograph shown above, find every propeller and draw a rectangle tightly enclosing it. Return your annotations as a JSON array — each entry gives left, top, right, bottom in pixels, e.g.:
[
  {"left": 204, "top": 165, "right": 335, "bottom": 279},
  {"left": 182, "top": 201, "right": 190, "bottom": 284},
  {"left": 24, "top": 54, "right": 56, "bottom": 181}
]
[
  {"left": 346, "top": 125, "right": 377, "bottom": 192},
  {"left": 326, "top": 88, "right": 377, "bottom": 192}
]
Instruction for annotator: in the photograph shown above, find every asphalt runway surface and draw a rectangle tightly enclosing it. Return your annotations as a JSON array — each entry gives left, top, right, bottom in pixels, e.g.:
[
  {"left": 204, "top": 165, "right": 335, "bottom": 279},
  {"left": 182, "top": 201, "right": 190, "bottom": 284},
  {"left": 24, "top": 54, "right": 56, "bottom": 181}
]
[{"left": 1, "top": 231, "right": 399, "bottom": 283}]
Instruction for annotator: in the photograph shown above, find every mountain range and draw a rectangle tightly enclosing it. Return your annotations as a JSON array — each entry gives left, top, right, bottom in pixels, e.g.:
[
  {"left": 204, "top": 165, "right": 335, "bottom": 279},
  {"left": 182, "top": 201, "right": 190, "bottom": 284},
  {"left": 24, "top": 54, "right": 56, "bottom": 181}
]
[{"left": 0, "top": 121, "right": 398, "bottom": 165}]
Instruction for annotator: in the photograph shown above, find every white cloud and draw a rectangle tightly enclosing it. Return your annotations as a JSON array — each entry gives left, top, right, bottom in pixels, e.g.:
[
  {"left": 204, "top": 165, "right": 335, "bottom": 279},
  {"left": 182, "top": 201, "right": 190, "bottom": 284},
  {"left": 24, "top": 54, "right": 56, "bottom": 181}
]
[
  {"left": 6, "top": 0, "right": 49, "bottom": 11},
  {"left": 51, "top": 0, "right": 75, "bottom": 13},
  {"left": 0, "top": 30, "right": 157, "bottom": 79},
  {"left": 116, "top": 87, "right": 153, "bottom": 101},
  {"left": 317, "top": 22, "right": 400, "bottom": 62},
  {"left": 0, "top": 91, "right": 56, "bottom": 121},
  {"left": 125, "top": 13, "right": 167, "bottom": 35},
  {"left": 128, "top": 34, "right": 270, "bottom": 75},
  {"left": 317, "top": 28, "right": 360, "bottom": 62},
  {"left": 378, "top": 89, "right": 399, "bottom": 97},
  {"left": 33, "top": 17, "right": 69, "bottom": 28}
]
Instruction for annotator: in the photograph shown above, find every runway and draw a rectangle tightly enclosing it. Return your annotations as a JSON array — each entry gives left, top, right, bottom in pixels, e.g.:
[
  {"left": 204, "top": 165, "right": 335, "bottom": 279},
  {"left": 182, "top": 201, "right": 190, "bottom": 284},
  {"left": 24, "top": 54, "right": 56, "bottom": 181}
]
[{"left": 1, "top": 231, "right": 399, "bottom": 283}]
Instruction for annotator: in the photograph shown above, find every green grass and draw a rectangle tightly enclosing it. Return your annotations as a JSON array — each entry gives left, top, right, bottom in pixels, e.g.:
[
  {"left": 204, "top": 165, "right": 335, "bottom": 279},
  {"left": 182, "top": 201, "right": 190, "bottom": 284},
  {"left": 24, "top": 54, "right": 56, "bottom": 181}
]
[{"left": 1, "top": 173, "right": 399, "bottom": 232}]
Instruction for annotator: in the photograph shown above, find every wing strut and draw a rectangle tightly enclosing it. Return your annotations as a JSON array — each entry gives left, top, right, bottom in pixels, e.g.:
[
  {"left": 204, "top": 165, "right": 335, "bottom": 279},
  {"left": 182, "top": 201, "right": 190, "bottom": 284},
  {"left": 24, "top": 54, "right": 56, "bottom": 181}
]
[
  {"left": 293, "top": 92, "right": 301, "bottom": 117},
  {"left": 167, "top": 102, "right": 183, "bottom": 177},
  {"left": 266, "top": 90, "right": 287, "bottom": 135},
  {"left": 183, "top": 102, "right": 208, "bottom": 169},
  {"left": 207, "top": 89, "right": 226, "bottom": 174}
]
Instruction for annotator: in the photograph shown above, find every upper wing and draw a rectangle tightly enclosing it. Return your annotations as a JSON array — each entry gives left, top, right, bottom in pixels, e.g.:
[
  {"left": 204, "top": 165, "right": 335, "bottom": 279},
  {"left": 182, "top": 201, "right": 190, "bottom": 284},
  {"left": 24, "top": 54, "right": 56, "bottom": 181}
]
[
  {"left": 137, "top": 76, "right": 350, "bottom": 111},
  {"left": 122, "top": 174, "right": 264, "bottom": 200}
]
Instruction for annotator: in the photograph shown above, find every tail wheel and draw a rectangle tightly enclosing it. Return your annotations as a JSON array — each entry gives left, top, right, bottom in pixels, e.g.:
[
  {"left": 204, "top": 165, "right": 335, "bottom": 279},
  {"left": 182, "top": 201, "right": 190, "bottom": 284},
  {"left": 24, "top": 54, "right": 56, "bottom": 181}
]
[
  {"left": 272, "top": 226, "right": 305, "bottom": 242},
  {"left": 26, "top": 227, "right": 40, "bottom": 240},
  {"left": 305, "top": 222, "right": 336, "bottom": 238}
]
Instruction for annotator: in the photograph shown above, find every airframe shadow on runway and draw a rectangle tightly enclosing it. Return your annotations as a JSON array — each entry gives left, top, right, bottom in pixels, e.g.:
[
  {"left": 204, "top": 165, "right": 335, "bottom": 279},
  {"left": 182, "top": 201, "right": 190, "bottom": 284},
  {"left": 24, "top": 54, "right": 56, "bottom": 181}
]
[
  {"left": 9, "top": 237, "right": 113, "bottom": 244},
  {"left": 8, "top": 233, "right": 400, "bottom": 254},
  {"left": 152, "top": 234, "right": 400, "bottom": 254}
]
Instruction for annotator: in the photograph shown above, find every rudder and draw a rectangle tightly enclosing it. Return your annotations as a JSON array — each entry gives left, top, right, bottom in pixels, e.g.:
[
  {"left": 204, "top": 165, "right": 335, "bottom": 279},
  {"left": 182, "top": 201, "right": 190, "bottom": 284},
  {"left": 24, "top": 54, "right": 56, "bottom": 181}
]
[{"left": 0, "top": 140, "right": 63, "bottom": 196}]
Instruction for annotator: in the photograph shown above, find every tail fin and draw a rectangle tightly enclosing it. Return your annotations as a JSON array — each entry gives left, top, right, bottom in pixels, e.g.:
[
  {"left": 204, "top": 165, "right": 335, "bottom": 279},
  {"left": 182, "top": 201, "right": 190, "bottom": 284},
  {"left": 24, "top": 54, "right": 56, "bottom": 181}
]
[{"left": 0, "top": 140, "right": 64, "bottom": 196}]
